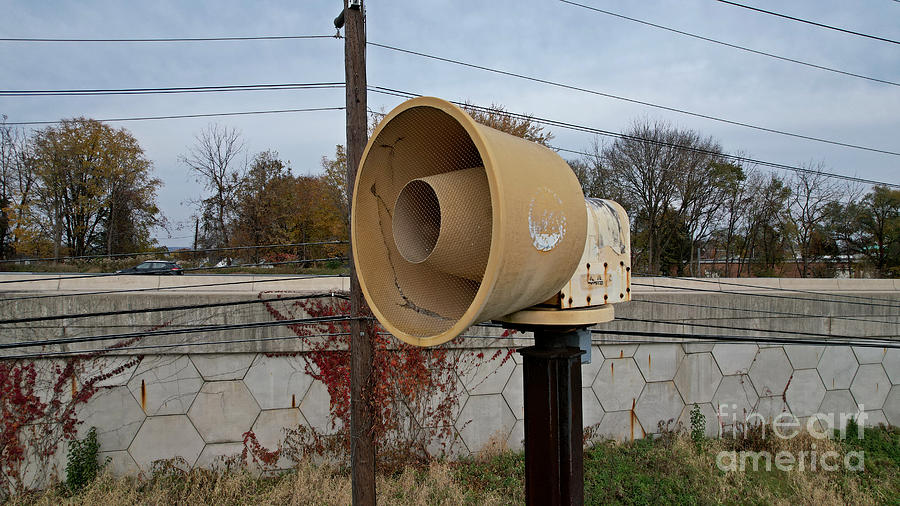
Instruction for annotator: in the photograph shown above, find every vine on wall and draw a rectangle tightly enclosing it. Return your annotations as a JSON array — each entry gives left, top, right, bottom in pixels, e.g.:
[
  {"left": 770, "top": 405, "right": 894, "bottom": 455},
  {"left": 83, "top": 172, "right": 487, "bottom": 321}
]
[{"left": 247, "top": 292, "right": 515, "bottom": 470}]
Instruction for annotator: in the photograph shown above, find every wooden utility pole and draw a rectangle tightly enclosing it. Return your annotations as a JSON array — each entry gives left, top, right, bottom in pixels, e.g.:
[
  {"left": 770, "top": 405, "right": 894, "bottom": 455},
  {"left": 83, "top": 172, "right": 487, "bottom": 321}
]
[{"left": 342, "top": 0, "right": 375, "bottom": 504}]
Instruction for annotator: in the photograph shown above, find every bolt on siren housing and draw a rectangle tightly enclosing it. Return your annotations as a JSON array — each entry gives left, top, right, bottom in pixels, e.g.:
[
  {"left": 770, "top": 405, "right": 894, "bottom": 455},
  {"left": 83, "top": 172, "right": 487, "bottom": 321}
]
[{"left": 351, "top": 97, "right": 631, "bottom": 347}]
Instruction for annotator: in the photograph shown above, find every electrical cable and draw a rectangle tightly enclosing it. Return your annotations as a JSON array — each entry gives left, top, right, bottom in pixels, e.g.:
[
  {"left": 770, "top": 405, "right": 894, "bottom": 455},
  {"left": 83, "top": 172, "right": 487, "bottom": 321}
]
[
  {"left": 559, "top": 0, "right": 899, "bottom": 87},
  {"left": 0, "top": 82, "right": 345, "bottom": 96},
  {"left": 0, "top": 314, "right": 371, "bottom": 351},
  {"left": 631, "top": 280, "right": 900, "bottom": 310},
  {"left": 615, "top": 316, "right": 898, "bottom": 343},
  {"left": 714, "top": 0, "right": 900, "bottom": 45},
  {"left": 3, "top": 106, "right": 345, "bottom": 126},
  {"left": 366, "top": 41, "right": 900, "bottom": 156},
  {"left": 369, "top": 86, "right": 900, "bottom": 189},
  {"left": 655, "top": 275, "right": 900, "bottom": 307},
  {"left": 0, "top": 256, "right": 346, "bottom": 285},
  {"left": 0, "top": 292, "right": 348, "bottom": 325},
  {"left": 0, "top": 35, "right": 337, "bottom": 43},
  {"left": 590, "top": 328, "right": 900, "bottom": 349},
  {"left": 0, "top": 273, "right": 344, "bottom": 303},
  {"left": 0, "top": 239, "right": 347, "bottom": 264},
  {"left": 629, "top": 298, "right": 900, "bottom": 326}
]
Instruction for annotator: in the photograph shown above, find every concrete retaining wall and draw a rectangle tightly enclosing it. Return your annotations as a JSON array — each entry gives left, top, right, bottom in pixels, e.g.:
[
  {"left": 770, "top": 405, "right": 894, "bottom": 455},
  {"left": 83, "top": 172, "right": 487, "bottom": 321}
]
[{"left": 1, "top": 275, "right": 898, "bottom": 487}]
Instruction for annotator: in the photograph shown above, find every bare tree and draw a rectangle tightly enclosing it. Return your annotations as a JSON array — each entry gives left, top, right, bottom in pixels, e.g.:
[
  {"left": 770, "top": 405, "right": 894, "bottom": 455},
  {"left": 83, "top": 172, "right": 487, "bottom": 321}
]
[
  {"left": 602, "top": 119, "right": 722, "bottom": 274},
  {"left": 180, "top": 123, "right": 245, "bottom": 248},
  {"left": 786, "top": 164, "right": 847, "bottom": 277}
]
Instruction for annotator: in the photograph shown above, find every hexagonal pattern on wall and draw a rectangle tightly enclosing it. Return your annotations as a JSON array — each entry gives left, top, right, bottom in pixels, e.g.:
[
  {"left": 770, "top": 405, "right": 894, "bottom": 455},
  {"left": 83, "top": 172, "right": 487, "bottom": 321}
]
[
  {"left": 188, "top": 380, "right": 260, "bottom": 443},
  {"left": 596, "top": 410, "right": 644, "bottom": 442},
  {"left": 456, "top": 394, "right": 515, "bottom": 453},
  {"left": 785, "top": 369, "right": 826, "bottom": 418},
  {"left": 883, "top": 349, "right": 900, "bottom": 385},
  {"left": 591, "top": 358, "right": 645, "bottom": 412},
  {"left": 191, "top": 353, "right": 256, "bottom": 381},
  {"left": 674, "top": 353, "right": 722, "bottom": 405},
  {"left": 252, "top": 408, "right": 307, "bottom": 469},
  {"left": 599, "top": 344, "right": 638, "bottom": 359},
  {"left": 501, "top": 364, "right": 524, "bottom": 420},
  {"left": 635, "top": 381, "right": 684, "bottom": 434},
  {"left": 127, "top": 355, "right": 203, "bottom": 415},
  {"left": 713, "top": 375, "right": 758, "bottom": 426},
  {"left": 128, "top": 414, "right": 205, "bottom": 471},
  {"left": 817, "top": 347, "right": 858, "bottom": 390},
  {"left": 883, "top": 385, "right": 900, "bottom": 426},
  {"left": 852, "top": 347, "right": 887, "bottom": 365},
  {"left": 76, "top": 385, "right": 145, "bottom": 452},
  {"left": 849, "top": 364, "right": 890, "bottom": 410},
  {"left": 818, "top": 390, "right": 859, "bottom": 430},
  {"left": 749, "top": 348, "right": 793, "bottom": 397},
  {"left": 243, "top": 355, "right": 313, "bottom": 410},
  {"left": 783, "top": 345, "right": 824, "bottom": 370},
  {"left": 300, "top": 380, "right": 341, "bottom": 435},
  {"left": 582, "top": 388, "right": 605, "bottom": 427},
  {"left": 712, "top": 344, "right": 758, "bottom": 376},
  {"left": 634, "top": 344, "right": 684, "bottom": 382},
  {"left": 459, "top": 352, "right": 516, "bottom": 396}
]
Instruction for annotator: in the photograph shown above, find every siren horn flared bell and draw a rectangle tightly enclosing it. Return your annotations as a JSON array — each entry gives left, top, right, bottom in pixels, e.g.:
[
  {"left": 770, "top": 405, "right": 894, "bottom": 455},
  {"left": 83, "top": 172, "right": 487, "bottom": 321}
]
[{"left": 351, "top": 97, "right": 589, "bottom": 347}]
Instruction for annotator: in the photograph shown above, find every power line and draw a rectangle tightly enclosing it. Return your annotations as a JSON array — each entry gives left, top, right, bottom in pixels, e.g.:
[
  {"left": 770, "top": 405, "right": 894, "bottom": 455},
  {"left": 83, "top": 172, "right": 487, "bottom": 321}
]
[
  {"left": 0, "top": 239, "right": 347, "bottom": 264},
  {"left": 366, "top": 41, "right": 900, "bottom": 156},
  {"left": 0, "top": 314, "right": 368, "bottom": 351},
  {"left": 0, "top": 274, "right": 344, "bottom": 303},
  {"left": 630, "top": 298, "right": 900, "bottom": 327},
  {"left": 0, "top": 256, "right": 346, "bottom": 285},
  {"left": 559, "top": 0, "right": 899, "bottom": 87},
  {"left": 0, "top": 82, "right": 345, "bottom": 97},
  {"left": 369, "top": 86, "right": 900, "bottom": 189},
  {"left": 660, "top": 276, "right": 900, "bottom": 307},
  {"left": 0, "top": 293, "right": 348, "bottom": 326},
  {"left": 3, "top": 106, "right": 345, "bottom": 126},
  {"left": 0, "top": 34, "right": 337, "bottom": 43},
  {"left": 616, "top": 316, "right": 898, "bottom": 343},
  {"left": 715, "top": 0, "right": 900, "bottom": 45},
  {"left": 631, "top": 280, "right": 900, "bottom": 310},
  {"left": 590, "top": 328, "right": 900, "bottom": 349}
]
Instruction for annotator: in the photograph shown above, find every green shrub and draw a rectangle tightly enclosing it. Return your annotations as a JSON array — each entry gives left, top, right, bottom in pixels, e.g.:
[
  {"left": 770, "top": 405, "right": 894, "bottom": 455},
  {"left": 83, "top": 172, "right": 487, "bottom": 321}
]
[{"left": 65, "top": 427, "right": 106, "bottom": 493}]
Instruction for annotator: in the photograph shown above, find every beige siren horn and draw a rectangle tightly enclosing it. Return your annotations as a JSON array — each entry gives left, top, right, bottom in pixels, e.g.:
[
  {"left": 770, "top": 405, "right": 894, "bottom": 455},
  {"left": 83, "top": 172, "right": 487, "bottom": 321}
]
[{"left": 351, "top": 97, "right": 631, "bottom": 347}]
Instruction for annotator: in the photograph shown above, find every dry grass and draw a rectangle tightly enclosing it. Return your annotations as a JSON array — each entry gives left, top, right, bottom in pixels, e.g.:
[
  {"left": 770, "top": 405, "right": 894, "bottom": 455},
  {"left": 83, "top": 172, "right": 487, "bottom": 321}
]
[{"left": 6, "top": 426, "right": 897, "bottom": 505}]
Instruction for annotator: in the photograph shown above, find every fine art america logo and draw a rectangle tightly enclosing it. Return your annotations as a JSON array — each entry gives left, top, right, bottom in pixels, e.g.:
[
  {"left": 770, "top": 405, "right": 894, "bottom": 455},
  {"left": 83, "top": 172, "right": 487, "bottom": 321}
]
[{"left": 715, "top": 404, "right": 869, "bottom": 473}]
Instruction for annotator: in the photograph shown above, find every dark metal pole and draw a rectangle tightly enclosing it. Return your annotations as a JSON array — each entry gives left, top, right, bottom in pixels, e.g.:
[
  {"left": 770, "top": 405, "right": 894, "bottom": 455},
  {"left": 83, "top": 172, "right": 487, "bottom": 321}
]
[
  {"left": 344, "top": 1, "right": 375, "bottom": 504},
  {"left": 518, "top": 328, "right": 585, "bottom": 506}
]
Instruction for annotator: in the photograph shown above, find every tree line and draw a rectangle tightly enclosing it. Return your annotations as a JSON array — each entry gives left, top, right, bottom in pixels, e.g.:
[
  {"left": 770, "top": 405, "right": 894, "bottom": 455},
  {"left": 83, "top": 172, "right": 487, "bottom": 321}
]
[{"left": 2, "top": 110, "right": 897, "bottom": 277}]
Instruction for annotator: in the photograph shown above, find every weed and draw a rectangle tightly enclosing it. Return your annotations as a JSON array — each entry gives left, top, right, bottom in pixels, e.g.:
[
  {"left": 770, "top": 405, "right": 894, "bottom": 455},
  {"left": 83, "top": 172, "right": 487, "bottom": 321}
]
[{"left": 64, "top": 427, "right": 107, "bottom": 493}]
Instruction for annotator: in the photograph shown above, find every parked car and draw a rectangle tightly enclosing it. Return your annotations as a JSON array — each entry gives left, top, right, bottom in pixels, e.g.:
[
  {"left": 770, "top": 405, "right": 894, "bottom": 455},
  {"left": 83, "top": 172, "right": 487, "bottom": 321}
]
[{"left": 116, "top": 260, "right": 184, "bottom": 275}]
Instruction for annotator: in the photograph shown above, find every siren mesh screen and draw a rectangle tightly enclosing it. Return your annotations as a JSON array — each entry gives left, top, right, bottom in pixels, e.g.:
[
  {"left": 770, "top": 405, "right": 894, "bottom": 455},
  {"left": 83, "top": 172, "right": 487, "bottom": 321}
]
[{"left": 355, "top": 105, "right": 492, "bottom": 339}]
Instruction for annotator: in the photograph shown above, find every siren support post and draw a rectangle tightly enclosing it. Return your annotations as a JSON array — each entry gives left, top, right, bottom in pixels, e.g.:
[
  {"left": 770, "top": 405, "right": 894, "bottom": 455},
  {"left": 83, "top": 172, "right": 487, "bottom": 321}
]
[{"left": 518, "top": 327, "right": 586, "bottom": 506}]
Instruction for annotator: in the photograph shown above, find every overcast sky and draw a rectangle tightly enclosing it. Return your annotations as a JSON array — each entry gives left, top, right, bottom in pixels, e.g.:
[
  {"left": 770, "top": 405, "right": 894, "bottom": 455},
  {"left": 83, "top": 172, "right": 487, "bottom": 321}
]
[{"left": 1, "top": 0, "right": 897, "bottom": 247}]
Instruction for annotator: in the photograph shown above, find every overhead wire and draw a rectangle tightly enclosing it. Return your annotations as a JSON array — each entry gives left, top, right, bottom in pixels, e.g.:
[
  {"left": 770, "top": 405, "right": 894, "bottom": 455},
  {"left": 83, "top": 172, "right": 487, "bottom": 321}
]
[
  {"left": 0, "top": 314, "right": 370, "bottom": 351},
  {"left": 0, "top": 292, "right": 348, "bottom": 326},
  {"left": 631, "top": 279, "right": 900, "bottom": 309},
  {"left": 666, "top": 276, "right": 900, "bottom": 306},
  {"left": 0, "top": 34, "right": 338, "bottom": 43},
  {"left": 0, "top": 273, "right": 345, "bottom": 303},
  {"left": 558, "top": 0, "right": 899, "bottom": 87},
  {"left": 714, "top": 0, "right": 900, "bottom": 45},
  {"left": 0, "top": 239, "right": 347, "bottom": 264},
  {"left": 615, "top": 316, "right": 898, "bottom": 343},
  {"left": 365, "top": 41, "right": 900, "bottom": 156},
  {"left": 590, "top": 328, "right": 900, "bottom": 349},
  {"left": 0, "top": 82, "right": 345, "bottom": 97},
  {"left": 369, "top": 86, "right": 900, "bottom": 189},
  {"left": 2, "top": 106, "right": 345, "bottom": 126},
  {"left": 629, "top": 298, "right": 900, "bottom": 326}
]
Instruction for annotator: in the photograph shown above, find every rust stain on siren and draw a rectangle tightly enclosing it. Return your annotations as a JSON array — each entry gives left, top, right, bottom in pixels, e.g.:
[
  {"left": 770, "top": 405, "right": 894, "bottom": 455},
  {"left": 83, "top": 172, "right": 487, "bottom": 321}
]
[{"left": 528, "top": 187, "right": 567, "bottom": 251}]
